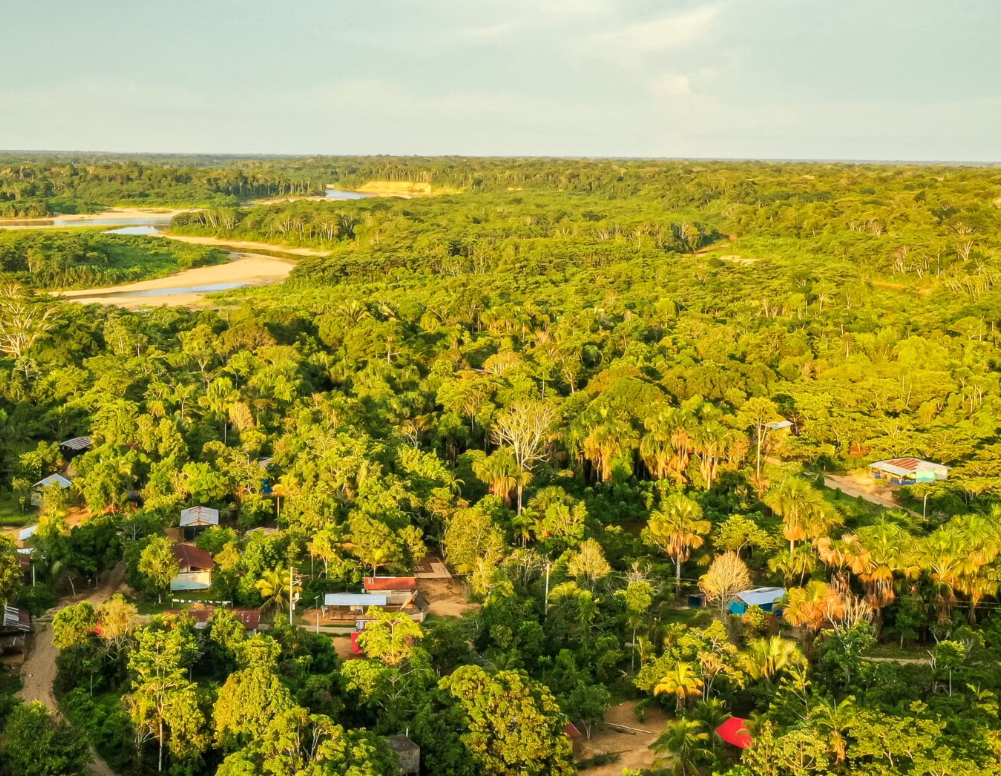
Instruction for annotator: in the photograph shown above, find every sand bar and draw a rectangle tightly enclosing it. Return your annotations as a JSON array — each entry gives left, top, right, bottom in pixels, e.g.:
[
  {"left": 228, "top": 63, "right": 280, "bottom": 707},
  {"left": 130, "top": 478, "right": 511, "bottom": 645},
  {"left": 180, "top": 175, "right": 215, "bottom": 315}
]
[{"left": 57, "top": 252, "right": 295, "bottom": 309}]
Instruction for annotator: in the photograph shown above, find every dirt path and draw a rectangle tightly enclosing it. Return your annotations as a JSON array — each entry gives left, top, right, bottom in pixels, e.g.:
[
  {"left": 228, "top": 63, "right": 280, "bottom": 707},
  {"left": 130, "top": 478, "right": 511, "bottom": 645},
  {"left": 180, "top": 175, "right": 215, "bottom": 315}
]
[
  {"left": 579, "top": 701, "right": 669, "bottom": 775},
  {"left": 419, "top": 579, "right": 481, "bottom": 618},
  {"left": 864, "top": 655, "right": 932, "bottom": 665},
  {"left": 821, "top": 473, "right": 920, "bottom": 516},
  {"left": 19, "top": 565, "right": 125, "bottom": 776},
  {"left": 56, "top": 252, "right": 295, "bottom": 308}
]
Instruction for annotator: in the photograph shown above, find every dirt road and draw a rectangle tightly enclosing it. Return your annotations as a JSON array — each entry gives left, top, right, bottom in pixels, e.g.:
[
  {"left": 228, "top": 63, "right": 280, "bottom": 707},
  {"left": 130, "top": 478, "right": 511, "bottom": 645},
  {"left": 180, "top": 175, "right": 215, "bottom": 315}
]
[
  {"left": 19, "top": 565, "right": 125, "bottom": 776},
  {"left": 579, "top": 701, "right": 669, "bottom": 775}
]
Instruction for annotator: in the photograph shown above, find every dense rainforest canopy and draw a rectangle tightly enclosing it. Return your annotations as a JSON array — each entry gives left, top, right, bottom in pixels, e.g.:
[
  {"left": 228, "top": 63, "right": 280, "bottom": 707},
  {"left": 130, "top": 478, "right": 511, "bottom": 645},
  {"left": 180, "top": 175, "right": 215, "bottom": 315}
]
[{"left": 2, "top": 156, "right": 1001, "bottom": 776}]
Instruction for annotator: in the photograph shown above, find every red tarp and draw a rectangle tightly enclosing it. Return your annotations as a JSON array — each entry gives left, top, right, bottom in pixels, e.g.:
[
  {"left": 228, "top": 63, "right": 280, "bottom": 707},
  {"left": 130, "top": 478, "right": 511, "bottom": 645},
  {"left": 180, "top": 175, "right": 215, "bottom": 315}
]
[
  {"left": 351, "top": 631, "right": 363, "bottom": 654},
  {"left": 716, "top": 717, "right": 752, "bottom": 748}
]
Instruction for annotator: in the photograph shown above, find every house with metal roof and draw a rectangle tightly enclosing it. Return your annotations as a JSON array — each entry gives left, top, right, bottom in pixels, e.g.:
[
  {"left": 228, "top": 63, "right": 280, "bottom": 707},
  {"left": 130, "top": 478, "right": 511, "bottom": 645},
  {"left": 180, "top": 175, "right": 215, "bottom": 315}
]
[
  {"left": 1, "top": 606, "right": 30, "bottom": 633},
  {"left": 387, "top": 735, "right": 420, "bottom": 775},
  {"left": 869, "top": 458, "right": 950, "bottom": 485},
  {"left": 30, "top": 473, "right": 73, "bottom": 507},
  {"left": 0, "top": 605, "right": 31, "bottom": 654},
  {"left": 324, "top": 593, "right": 389, "bottom": 609},
  {"left": 363, "top": 577, "right": 418, "bottom": 603},
  {"left": 170, "top": 544, "right": 215, "bottom": 591},
  {"left": 59, "top": 436, "right": 92, "bottom": 458},
  {"left": 179, "top": 506, "right": 219, "bottom": 539},
  {"left": 17, "top": 525, "right": 38, "bottom": 546},
  {"left": 729, "top": 586, "right": 786, "bottom": 615}
]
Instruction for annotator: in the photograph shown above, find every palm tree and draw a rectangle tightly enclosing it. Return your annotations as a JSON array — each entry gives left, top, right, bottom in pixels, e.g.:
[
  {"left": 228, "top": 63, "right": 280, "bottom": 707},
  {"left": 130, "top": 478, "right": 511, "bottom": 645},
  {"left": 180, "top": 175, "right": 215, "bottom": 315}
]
[
  {"left": 644, "top": 493, "right": 711, "bottom": 597},
  {"left": 690, "top": 698, "right": 728, "bottom": 752},
  {"left": 654, "top": 661, "right": 705, "bottom": 712},
  {"left": 828, "top": 522, "right": 917, "bottom": 628},
  {"left": 919, "top": 527, "right": 964, "bottom": 622},
  {"left": 692, "top": 420, "right": 729, "bottom": 490},
  {"left": 740, "top": 636, "right": 806, "bottom": 683},
  {"left": 255, "top": 568, "right": 300, "bottom": 615},
  {"left": 640, "top": 408, "right": 693, "bottom": 482},
  {"left": 200, "top": 376, "right": 240, "bottom": 444},
  {"left": 581, "top": 407, "right": 638, "bottom": 482},
  {"left": 809, "top": 696, "right": 856, "bottom": 764},
  {"left": 763, "top": 477, "right": 835, "bottom": 554},
  {"left": 650, "top": 718, "right": 711, "bottom": 776},
  {"left": 471, "top": 449, "right": 520, "bottom": 508}
]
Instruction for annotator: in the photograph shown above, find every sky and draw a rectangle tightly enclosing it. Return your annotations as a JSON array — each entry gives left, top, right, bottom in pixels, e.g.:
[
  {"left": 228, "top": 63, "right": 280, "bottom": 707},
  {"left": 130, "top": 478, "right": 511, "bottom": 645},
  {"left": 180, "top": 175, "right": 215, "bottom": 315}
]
[{"left": 3, "top": 0, "right": 1001, "bottom": 161}]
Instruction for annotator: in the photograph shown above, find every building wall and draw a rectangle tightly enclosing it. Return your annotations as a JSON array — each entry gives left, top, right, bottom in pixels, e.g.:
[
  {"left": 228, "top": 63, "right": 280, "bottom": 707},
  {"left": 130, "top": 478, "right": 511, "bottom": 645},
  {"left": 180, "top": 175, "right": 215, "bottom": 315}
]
[{"left": 170, "top": 571, "right": 213, "bottom": 591}]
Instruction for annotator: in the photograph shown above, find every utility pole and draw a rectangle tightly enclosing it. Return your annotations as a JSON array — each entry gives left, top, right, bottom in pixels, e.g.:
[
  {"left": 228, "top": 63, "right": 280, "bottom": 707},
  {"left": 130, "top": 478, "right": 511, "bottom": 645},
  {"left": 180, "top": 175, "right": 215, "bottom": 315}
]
[
  {"left": 289, "top": 566, "right": 296, "bottom": 627},
  {"left": 544, "top": 561, "right": 551, "bottom": 617}
]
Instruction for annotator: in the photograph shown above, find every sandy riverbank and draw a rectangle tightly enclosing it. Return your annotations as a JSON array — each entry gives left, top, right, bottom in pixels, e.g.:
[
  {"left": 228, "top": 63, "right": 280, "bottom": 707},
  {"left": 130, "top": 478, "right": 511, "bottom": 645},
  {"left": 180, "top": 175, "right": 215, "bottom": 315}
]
[
  {"left": 57, "top": 252, "right": 295, "bottom": 308},
  {"left": 162, "top": 233, "right": 329, "bottom": 258},
  {"left": 0, "top": 207, "right": 195, "bottom": 228}
]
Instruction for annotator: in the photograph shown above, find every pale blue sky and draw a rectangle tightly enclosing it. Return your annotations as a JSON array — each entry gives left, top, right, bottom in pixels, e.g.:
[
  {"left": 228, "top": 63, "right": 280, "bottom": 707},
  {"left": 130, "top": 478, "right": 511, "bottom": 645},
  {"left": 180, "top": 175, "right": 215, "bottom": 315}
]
[{"left": 3, "top": 0, "right": 1000, "bottom": 160}]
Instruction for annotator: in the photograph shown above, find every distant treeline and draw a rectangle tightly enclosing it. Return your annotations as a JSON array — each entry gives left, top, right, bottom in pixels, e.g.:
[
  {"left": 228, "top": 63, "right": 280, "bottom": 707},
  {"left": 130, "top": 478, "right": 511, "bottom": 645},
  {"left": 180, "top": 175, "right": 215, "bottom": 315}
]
[{"left": 0, "top": 159, "right": 328, "bottom": 218}]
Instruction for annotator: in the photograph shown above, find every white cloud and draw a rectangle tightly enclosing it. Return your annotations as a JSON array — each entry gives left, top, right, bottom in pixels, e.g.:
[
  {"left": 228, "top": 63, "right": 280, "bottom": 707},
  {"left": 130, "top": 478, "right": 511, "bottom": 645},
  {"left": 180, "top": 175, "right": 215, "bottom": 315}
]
[
  {"left": 587, "top": 4, "right": 723, "bottom": 67},
  {"left": 457, "top": 20, "right": 522, "bottom": 41},
  {"left": 654, "top": 73, "right": 692, "bottom": 97}
]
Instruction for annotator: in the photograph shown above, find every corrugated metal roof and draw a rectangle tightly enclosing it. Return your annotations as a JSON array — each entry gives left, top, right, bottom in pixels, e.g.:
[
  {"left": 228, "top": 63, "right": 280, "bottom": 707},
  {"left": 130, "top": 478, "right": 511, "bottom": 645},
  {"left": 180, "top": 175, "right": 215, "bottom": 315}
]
[
  {"left": 33, "top": 473, "right": 72, "bottom": 490},
  {"left": 60, "top": 436, "right": 92, "bottom": 450},
  {"left": 172, "top": 543, "right": 215, "bottom": 570},
  {"left": 179, "top": 506, "right": 220, "bottom": 526},
  {"left": 2, "top": 606, "right": 30, "bottom": 631},
  {"left": 18, "top": 525, "right": 38, "bottom": 542},
  {"left": 870, "top": 458, "right": 950, "bottom": 476},
  {"left": 363, "top": 577, "right": 417, "bottom": 591},
  {"left": 324, "top": 593, "right": 388, "bottom": 607},
  {"left": 735, "top": 587, "right": 786, "bottom": 606}
]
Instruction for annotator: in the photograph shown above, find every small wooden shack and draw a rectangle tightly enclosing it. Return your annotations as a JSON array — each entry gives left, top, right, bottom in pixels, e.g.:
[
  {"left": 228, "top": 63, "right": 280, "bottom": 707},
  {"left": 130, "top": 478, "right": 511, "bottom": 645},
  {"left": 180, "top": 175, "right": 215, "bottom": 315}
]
[
  {"left": 564, "top": 722, "right": 584, "bottom": 758},
  {"left": 387, "top": 734, "right": 420, "bottom": 775},
  {"left": 0, "top": 605, "right": 31, "bottom": 654},
  {"left": 59, "top": 436, "right": 92, "bottom": 459}
]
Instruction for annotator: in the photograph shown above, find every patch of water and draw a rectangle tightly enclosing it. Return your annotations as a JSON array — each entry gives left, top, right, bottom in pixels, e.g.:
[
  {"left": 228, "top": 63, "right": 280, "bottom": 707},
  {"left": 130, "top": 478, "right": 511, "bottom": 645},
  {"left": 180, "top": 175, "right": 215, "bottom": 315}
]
[
  {"left": 104, "top": 225, "right": 162, "bottom": 235},
  {"left": 324, "top": 189, "right": 373, "bottom": 200}
]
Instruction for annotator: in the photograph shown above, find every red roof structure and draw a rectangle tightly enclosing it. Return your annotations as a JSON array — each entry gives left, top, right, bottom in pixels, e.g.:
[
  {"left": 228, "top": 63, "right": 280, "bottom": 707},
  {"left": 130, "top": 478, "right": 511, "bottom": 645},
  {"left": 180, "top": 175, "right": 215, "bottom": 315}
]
[
  {"left": 351, "top": 631, "right": 364, "bottom": 654},
  {"left": 172, "top": 544, "right": 215, "bottom": 571},
  {"left": 716, "top": 718, "right": 752, "bottom": 749},
  {"left": 564, "top": 722, "right": 582, "bottom": 738},
  {"left": 363, "top": 577, "right": 418, "bottom": 592}
]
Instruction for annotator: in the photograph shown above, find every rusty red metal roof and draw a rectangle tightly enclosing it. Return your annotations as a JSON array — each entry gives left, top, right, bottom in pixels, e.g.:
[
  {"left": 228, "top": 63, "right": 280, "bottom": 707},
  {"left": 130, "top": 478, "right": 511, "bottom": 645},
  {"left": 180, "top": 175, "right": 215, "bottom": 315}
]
[
  {"left": 363, "top": 577, "right": 417, "bottom": 591},
  {"left": 172, "top": 543, "right": 214, "bottom": 571}
]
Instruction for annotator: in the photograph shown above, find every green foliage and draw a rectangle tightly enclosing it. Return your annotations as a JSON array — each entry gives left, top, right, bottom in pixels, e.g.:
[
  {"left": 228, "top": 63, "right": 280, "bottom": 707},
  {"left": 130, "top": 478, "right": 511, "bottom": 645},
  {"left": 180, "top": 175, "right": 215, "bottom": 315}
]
[
  {"left": 0, "top": 701, "right": 90, "bottom": 776},
  {"left": 0, "top": 230, "right": 226, "bottom": 289}
]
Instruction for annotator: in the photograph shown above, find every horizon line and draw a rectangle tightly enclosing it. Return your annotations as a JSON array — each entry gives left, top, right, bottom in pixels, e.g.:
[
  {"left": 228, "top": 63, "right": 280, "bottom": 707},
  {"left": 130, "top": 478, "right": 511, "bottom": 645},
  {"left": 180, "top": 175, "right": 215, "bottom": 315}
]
[{"left": 1, "top": 149, "right": 999, "bottom": 168}]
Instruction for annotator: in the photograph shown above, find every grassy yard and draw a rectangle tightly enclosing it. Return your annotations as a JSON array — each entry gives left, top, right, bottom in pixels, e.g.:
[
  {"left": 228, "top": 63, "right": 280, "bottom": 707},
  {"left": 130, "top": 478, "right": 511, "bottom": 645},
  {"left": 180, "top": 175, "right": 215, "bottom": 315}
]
[{"left": 0, "top": 491, "right": 30, "bottom": 527}]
